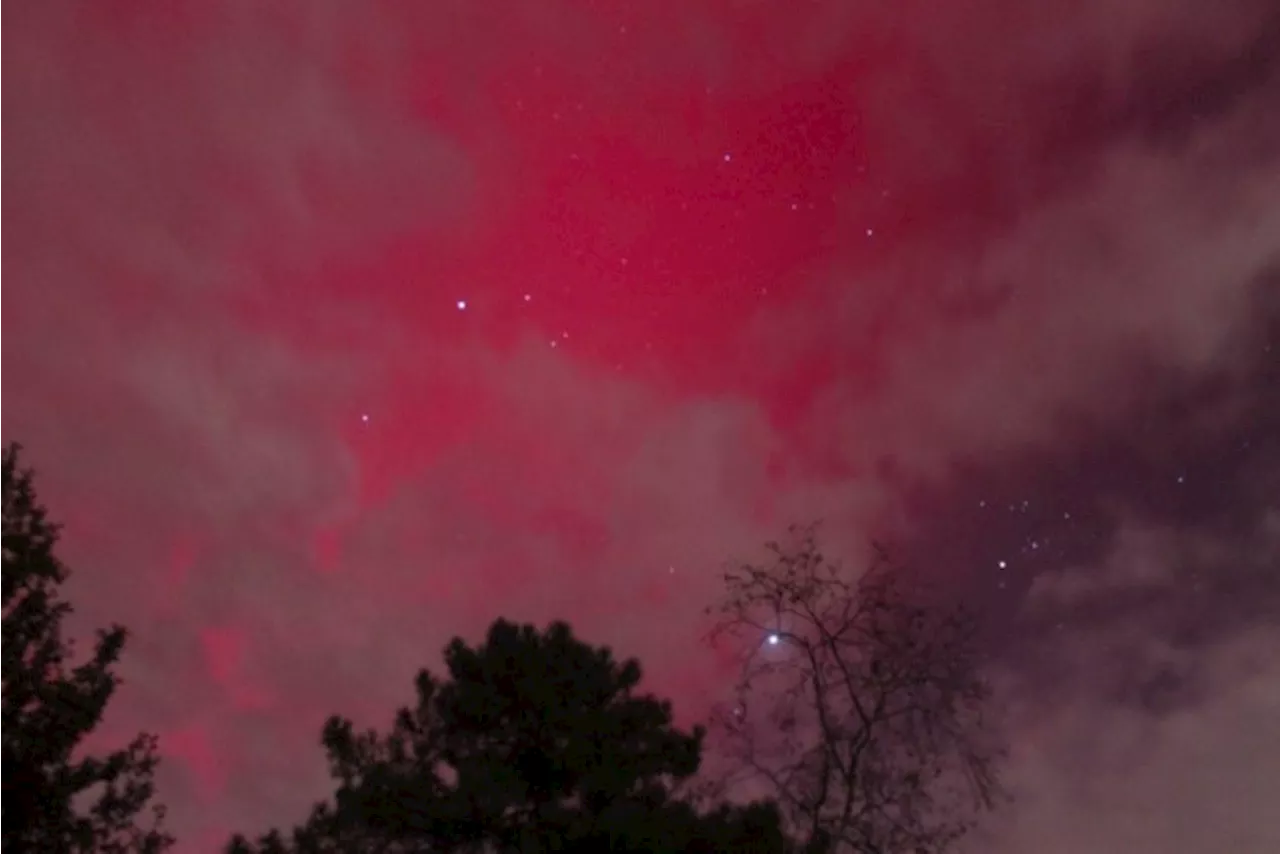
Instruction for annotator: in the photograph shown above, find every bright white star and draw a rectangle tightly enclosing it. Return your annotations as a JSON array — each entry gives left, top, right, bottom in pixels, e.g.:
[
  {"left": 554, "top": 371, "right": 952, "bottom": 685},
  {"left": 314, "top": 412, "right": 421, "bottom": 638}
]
[{"left": 456, "top": 300, "right": 467, "bottom": 311}]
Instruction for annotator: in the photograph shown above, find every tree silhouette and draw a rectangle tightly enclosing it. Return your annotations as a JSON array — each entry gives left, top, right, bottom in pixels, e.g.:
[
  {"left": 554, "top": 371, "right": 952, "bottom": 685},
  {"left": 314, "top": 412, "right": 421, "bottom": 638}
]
[
  {"left": 706, "top": 525, "right": 1006, "bottom": 854},
  {"left": 230, "top": 618, "right": 794, "bottom": 854},
  {"left": 2, "top": 443, "right": 172, "bottom": 853}
]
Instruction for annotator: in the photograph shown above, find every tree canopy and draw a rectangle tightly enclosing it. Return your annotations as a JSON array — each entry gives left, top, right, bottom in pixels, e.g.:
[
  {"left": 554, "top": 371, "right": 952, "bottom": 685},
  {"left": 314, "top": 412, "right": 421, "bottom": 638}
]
[
  {"left": 2, "top": 443, "right": 172, "bottom": 853},
  {"left": 2, "top": 438, "right": 1003, "bottom": 853},
  {"left": 230, "top": 618, "right": 794, "bottom": 854}
]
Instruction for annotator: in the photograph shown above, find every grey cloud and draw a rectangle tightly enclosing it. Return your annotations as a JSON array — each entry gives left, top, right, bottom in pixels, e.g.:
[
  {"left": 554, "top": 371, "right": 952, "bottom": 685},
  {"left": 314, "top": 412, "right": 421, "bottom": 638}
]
[{"left": 965, "top": 485, "right": 1280, "bottom": 852}]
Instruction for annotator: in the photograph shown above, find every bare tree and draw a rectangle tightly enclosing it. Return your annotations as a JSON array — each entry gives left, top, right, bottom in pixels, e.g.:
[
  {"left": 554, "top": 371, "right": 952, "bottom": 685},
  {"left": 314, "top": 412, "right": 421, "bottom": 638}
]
[{"left": 705, "top": 525, "right": 1006, "bottom": 854}]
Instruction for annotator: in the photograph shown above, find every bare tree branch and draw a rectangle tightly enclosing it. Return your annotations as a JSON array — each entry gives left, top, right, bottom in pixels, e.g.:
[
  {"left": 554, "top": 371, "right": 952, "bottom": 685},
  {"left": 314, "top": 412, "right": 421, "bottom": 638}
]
[{"left": 705, "top": 525, "right": 1008, "bottom": 854}]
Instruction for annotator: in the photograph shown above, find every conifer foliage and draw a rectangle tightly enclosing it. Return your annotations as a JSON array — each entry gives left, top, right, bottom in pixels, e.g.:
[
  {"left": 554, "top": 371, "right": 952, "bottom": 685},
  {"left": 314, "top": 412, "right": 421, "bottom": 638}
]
[
  {"left": 230, "top": 619, "right": 793, "bottom": 854},
  {"left": 2, "top": 444, "right": 172, "bottom": 853}
]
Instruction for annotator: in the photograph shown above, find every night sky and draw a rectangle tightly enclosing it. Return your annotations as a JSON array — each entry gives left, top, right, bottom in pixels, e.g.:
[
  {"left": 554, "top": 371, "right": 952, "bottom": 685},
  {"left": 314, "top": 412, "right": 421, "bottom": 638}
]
[{"left": 4, "top": 2, "right": 1279, "bottom": 851}]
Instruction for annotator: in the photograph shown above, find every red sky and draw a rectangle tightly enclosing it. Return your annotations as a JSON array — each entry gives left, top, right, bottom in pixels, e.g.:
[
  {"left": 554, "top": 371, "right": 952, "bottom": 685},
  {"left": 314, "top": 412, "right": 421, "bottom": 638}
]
[{"left": 5, "top": 2, "right": 1280, "bottom": 851}]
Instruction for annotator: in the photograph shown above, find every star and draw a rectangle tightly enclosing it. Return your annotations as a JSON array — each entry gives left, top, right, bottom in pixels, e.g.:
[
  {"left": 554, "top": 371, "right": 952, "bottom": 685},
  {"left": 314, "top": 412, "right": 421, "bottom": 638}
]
[
  {"left": 456, "top": 299, "right": 467, "bottom": 311},
  {"left": 360, "top": 413, "right": 370, "bottom": 424},
  {"left": 767, "top": 633, "right": 780, "bottom": 645}
]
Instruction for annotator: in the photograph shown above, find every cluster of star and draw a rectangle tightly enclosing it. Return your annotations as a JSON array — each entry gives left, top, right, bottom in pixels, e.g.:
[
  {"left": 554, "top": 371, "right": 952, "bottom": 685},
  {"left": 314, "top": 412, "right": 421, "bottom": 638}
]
[
  {"left": 455, "top": 293, "right": 569, "bottom": 349},
  {"left": 980, "top": 497, "right": 1054, "bottom": 582},
  {"left": 972, "top": 463, "right": 1196, "bottom": 592},
  {"left": 360, "top": 293, "right": 562, "bottom": 426}
]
